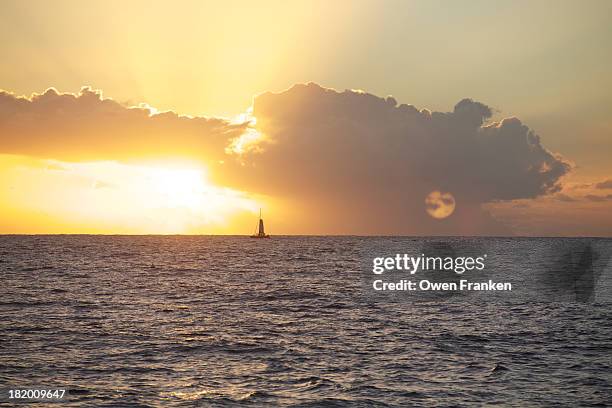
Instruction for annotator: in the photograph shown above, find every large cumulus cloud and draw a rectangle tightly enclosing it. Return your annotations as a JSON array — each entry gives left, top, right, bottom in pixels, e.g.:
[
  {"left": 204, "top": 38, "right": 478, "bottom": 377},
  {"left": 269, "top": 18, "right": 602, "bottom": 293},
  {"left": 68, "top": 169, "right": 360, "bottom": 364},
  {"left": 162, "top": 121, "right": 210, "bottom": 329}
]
[{"left": 215, "top": 83, "right": 571, "bottom": 234}]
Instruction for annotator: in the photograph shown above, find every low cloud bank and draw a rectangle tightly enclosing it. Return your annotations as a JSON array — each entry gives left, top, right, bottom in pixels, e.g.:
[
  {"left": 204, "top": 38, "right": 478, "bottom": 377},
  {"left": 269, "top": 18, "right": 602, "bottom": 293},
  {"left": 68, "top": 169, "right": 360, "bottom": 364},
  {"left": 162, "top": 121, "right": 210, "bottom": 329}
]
[{"left": 0, "top": 87, "right": 244, "bottom": 162}]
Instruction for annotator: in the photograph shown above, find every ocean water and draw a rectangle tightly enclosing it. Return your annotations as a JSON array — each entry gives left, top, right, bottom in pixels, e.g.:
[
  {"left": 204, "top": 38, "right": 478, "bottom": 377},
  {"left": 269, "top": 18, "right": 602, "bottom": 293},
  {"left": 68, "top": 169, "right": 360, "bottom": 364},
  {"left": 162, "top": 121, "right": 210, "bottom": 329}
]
[{"left": 1, "top": 236, "right": 611, "bottom": 407}]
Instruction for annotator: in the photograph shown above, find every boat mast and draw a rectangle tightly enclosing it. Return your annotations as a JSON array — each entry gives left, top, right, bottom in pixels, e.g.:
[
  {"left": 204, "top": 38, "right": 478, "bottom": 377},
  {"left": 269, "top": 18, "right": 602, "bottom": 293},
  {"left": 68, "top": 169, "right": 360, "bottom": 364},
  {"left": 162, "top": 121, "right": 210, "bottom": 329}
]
[{"left": 258, "top": 208, "right": 265, "bottom": 236}]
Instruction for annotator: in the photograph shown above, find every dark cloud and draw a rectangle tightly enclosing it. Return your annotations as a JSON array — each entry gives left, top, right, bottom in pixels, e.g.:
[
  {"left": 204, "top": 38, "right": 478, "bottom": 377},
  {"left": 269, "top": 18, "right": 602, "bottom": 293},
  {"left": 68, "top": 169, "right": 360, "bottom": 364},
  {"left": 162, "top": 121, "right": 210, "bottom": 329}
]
[
  {"left": 554, "top": 193, "right": 578, "bottom": 202},
  {"left": 585, "top": 194, "right": 612, "bottom": 202},
  {"left": 512, "top": 202, "right": 531, "bottom": 208},
  {"left": 217, "top": 83, "right": 571, "bottom": 234},
  {"left": 595, "top": 179, "right": 612, "bottom": 189},
  {"left": 0, "top": 87, "right": 245, "bottom": 163}
]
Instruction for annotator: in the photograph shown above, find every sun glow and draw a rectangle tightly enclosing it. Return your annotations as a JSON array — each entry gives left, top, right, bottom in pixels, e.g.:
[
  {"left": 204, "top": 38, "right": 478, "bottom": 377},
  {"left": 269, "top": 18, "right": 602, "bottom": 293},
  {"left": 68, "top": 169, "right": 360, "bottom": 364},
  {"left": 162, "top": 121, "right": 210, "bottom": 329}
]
[
  {"left": 226, "top": 127, "right": 265, "bottom": 155},
  {"left": 148, "top": 167, "right": 207, "bottom": 209},
  {"left": 227, "top": 112, "right": 265, "bottom": 156},
  {"left": 0, "top": 155, "right": 260, "bottom": 234}
]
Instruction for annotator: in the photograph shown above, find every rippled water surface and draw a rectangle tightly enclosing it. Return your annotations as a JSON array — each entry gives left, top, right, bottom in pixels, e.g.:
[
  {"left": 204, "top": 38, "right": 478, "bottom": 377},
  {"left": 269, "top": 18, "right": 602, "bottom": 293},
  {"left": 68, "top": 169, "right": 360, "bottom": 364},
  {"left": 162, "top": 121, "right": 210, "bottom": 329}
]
[{"left": 1, "top": 236, "right": 611, "bottom": 407}]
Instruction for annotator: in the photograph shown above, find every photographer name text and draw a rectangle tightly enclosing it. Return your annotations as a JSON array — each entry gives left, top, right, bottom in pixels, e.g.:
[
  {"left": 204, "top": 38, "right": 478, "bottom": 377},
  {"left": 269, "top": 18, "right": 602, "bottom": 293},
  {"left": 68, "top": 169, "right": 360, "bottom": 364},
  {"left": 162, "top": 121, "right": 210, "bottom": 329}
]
[{"left": 371, "top": 254, "right": 512, "bottom": 291}]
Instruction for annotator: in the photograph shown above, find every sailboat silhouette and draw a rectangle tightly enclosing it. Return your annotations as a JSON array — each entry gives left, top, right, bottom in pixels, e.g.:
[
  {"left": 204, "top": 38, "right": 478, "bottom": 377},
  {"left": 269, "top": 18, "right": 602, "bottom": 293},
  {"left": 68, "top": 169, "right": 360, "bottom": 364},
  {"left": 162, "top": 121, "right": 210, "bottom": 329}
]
[{"left": 250, "top": 209, "right": 270, "bottom": 238}]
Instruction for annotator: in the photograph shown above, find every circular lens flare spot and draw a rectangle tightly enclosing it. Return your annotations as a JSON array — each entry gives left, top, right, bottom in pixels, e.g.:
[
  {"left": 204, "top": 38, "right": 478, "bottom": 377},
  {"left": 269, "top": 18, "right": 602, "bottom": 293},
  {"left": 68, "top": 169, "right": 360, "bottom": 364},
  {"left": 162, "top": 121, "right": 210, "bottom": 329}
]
[{"left": 425, "top": 191, "right": 456, "bottom": 219}]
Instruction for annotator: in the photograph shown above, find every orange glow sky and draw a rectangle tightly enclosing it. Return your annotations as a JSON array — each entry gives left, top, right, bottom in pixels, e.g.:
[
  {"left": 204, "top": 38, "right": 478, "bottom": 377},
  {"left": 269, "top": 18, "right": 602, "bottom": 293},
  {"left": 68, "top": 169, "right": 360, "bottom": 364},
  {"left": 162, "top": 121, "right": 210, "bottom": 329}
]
[{"left": 1, "top": 1, "right": 611, "bottom": 235}]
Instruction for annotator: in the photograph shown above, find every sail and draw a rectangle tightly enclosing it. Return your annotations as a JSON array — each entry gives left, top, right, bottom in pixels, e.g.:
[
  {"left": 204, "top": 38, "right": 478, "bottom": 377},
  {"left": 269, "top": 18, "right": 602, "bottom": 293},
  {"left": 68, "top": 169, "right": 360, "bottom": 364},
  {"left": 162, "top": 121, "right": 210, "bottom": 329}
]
[{"left": 251, "top": 208, "right": 269, "bottom": 238}]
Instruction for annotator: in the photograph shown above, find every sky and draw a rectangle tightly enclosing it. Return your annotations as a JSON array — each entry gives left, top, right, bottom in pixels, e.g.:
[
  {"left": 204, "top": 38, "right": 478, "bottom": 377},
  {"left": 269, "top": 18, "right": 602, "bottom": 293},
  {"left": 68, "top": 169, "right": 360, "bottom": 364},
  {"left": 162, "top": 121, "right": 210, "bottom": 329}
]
[{"left": 0, "top": 0, "right": 611, "bottom": 235}]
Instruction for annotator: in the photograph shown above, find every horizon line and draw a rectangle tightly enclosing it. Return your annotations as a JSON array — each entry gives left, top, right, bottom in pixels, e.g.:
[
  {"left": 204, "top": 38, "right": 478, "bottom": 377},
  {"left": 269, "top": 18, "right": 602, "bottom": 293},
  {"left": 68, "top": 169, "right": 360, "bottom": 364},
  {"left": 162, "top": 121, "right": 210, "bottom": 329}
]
[{"left": 1, "top": 233, "right": 611, "bottom": 239}]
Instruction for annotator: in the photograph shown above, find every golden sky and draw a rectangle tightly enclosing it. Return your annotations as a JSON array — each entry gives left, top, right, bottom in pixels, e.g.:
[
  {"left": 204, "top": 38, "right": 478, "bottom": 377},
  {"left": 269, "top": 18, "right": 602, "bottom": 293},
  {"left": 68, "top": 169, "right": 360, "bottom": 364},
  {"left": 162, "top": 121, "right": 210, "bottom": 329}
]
[{"left": 1, "top": 0, "right": 611, "bottom": 235}]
